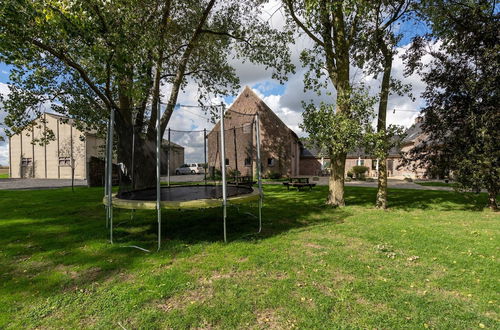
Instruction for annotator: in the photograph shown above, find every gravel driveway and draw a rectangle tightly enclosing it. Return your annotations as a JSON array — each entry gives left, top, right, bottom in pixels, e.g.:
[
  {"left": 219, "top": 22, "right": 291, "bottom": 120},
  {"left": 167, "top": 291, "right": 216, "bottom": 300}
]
[{"left": 0, "top": 178, "right": 88, "bottom": 190}]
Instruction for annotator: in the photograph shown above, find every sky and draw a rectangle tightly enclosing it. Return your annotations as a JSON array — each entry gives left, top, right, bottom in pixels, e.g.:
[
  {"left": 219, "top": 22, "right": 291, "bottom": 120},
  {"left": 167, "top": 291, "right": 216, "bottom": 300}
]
[{"left": 0, "top": 1, "right": 431, "bottom": 166}]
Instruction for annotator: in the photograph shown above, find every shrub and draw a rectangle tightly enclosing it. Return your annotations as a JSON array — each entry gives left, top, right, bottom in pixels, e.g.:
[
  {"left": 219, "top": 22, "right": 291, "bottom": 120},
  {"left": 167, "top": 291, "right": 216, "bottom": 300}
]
[
  {"left": 347, "top": 171, "right": 354, "bottom": 179},
  {"left": 404, "top": 177, "right": 413, "bottom": 182},
  {"left": 209, "top": 168, "right": 222, "bottom": 180},
  {"left": 267, "top": 172, "right": 282, "bottom": 180},
  {"left": 351, "top": 166, "right": 369, "bottom": 179},
  {"left": 227, "top": 169, "right": 241, "bottom": 179}
]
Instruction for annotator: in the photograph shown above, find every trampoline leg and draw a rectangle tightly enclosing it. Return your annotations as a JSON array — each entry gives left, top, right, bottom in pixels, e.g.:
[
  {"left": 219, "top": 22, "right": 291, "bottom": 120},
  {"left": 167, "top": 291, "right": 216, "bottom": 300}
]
[
  {"left": 157, "top": 208, "right": 161, "bottom": 251},
  {"left": 110, "top": 205, "right": 113, "bottom": 244},
  {"left": 258, "top": 198, "right": 262, "bottom": 233},
  {"left": 223, "top": 204, "right": 227, "bottom": 243}
]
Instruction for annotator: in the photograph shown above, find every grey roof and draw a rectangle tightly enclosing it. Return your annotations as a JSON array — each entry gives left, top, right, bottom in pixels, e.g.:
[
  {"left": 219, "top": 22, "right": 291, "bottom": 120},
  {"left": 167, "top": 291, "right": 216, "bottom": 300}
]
[
  {"left": 402, "top": 122, "right": 423, "bottom": 144},
  {"left": 161, "top": 140, "right": 184, "bottom": 149}
]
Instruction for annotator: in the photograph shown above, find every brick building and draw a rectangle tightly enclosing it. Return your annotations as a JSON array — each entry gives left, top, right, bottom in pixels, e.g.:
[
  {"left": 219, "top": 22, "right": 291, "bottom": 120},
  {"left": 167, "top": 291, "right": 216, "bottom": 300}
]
[
  {"left": 207, "top": 86, "right": 301, "bottom": 178},
  {"left": 299, "top": 119, "right": 428, "bottom": 179}
]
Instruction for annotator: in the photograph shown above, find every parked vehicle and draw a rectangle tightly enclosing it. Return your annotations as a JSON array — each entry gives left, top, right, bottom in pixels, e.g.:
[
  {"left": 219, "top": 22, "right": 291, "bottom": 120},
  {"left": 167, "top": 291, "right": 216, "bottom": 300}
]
[{"left": 175, "top": 163, "right": 204, "bottom": 175}]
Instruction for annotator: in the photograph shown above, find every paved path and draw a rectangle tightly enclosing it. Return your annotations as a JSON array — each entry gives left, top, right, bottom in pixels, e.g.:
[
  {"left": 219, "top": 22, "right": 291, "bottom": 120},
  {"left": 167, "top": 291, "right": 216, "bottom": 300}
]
[
  {"left": 0, "top": 178, "right": 88, "bottom": 190},
  {"left": 0, "top": 175, "right": 453, "bottom": 192},
  {"left": 161, "top": 174, "right": 455, "bottom": 191},
  {"left": 161, "top": 174, "right": 208, "bottom": 183},
  {"left": 268, "top": 177, "right": 455, "bottom": 191}
]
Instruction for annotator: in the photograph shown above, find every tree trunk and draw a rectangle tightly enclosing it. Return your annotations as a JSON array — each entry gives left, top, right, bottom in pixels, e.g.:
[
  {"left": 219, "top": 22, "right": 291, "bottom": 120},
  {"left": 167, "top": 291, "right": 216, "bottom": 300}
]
[
  {"left": 114, "top": 112, "right": 157, "bottom": 191},
  {"left": 376, "top": 158, "right": 388, "bottom": 209},
  {"left": 488, "top": 190, "right": 498, "bottom": 211},
  {"left": 327, "top": 152, "right": 346, "bottom": 207},
  {"left": 375, "top": 53, "right": 392, "bottom": 209}
]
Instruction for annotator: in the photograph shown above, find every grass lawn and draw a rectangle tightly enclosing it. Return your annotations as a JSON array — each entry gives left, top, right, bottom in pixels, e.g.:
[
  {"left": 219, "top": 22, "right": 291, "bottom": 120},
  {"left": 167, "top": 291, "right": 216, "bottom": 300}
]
[
  {"left": 0, "top": 173, "right": 9, "bottom": 179},
  {"left": 0, "top": 185, "right": 498, "bottom": 329}
]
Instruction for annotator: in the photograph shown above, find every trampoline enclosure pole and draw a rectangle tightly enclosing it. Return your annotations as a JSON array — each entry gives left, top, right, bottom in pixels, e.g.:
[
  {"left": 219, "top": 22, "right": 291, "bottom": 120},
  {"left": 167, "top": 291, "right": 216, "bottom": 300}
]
[
  {"left": 104, "top": 119, "right": 110, "bottom": 228},
  {"left": 156, "top": 100, "right": 161, "bottom": 251},
  {"left": 108, "top": 108, "right": 115, "bottom": 243},
  {"left": 255, "top": 113, "right": 263, "bottom": 233},
  {"left": 220, "top": 104, "right": 227, "bottom": 242},
  {"left": 167, "top": 128, "right": 170, "bottom": 187},
  {"left": 204, "top": 128, "right": 207, "bottom": 185}
]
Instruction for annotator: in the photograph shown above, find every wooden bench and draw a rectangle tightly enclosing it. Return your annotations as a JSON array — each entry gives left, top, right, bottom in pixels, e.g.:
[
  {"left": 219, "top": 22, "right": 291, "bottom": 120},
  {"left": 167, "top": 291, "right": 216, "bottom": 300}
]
[
  {"left": 227, "top": 175, "right": 256, "bottom": 186},
  {"left": 283, "top": 177, "right": 316, "bottom": 191}
]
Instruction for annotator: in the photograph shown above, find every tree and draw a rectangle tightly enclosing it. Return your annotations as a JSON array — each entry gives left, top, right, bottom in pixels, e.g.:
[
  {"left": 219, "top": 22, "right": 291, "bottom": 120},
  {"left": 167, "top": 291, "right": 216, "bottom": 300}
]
[
  {"left": 355, "top": 0, "right": 413, "bottom": 209},
  {"left": 58, "top": 134, "right": 85, "bottom": 192},
  {"left": 0, "top": 0, "right": 293, "bottom": 190},
  {"left": 283, "top": 0, "right": 373, "bottom": 206},
  {"left": 404, "top": 0, "right": 499, "bottom": 210}
]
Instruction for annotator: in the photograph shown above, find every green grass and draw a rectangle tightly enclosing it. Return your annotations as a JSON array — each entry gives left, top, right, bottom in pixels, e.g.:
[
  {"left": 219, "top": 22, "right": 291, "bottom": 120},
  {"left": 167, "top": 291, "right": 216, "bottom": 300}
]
[
  {"left": 0, "top": 173, "right": 9, "bottom": 178},
  {"left": 416, "top": 181, "right": 456, "bottom": 187},
  {"left": 0, "top": 186, "right": 498, "bottom": 329}
]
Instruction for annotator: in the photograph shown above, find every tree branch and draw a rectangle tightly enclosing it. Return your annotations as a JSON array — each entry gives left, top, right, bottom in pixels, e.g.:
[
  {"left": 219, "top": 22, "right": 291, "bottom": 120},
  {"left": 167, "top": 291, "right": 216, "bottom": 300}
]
[
  {"left": 159, "top": 0, "right": 217, "bottom": 133},
  {"left": 200, "top": 29, "right": 252, "bottom": 46},
  {"left": 284, "top": 0, "right": 325, "bottom": 47},
  {"left": 28, "top": 38, "right": 115, "bottom": 111}
]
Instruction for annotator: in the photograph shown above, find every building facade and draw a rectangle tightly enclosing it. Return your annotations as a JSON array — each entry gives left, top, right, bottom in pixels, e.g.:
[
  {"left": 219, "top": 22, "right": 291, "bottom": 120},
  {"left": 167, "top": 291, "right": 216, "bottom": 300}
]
[
  {"left": 208, "top": 86, "right": 301, "bottom": 178},
  {"left": 9, "top": 113, "right": 185, "bottom": 181},
  {"left": 299, "top": 119, "right": 428, "bottom": 179},
  {"left": 9, "top": 113, "right": 102, "bottom": 180}
]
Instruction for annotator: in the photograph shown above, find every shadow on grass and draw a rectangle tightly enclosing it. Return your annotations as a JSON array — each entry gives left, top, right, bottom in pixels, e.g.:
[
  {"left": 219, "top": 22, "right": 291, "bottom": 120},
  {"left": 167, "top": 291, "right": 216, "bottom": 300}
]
[
  {"left": 0, "top": 184, "right": 488, "bottom": 299},
  {"left": 0, "top": 185, "right": 350, "bottom": 298}
]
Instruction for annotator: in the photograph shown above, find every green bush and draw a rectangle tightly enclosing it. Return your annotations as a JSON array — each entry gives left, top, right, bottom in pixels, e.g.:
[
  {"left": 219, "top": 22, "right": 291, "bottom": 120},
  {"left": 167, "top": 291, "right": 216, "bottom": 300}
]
[
  {"left": 227, "top": 169, "right": 241, "bottom": 179},
  {"left": 352, "top": 166, "right": 369, "bottom": 179},
  {"left": 347, "top": 171, "right": 354, "bottom": 179},
  {"left": 404, "top": 177, "right": 413, "bottom": 182},
  {"left": 267, "top": 172, "right": 282, "bottom": 180},
  {"left": 209, "top": 168, "right": 222, "bottom": 180}
]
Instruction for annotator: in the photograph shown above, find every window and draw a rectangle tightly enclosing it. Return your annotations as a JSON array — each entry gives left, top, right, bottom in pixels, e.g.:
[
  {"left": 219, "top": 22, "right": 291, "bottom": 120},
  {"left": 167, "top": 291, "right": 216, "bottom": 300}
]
[
  {"left": 372, "top": 159, "right": 378, "bottom": 170},
  {"left": 356, "top": 159, "right": 364, "bottom": 166},
  {"left": 21, "top": 158, "right": 33, "bottom": 166},
  {"left": 59, "top": 157, "right": 71, "bottom": 166},
  {"left": 243, "top": 123, "right": 252, "bottom": 134},
  {"left": 244, "top": 157, "right": 252, "bottom": 166},
  {"left": 267, "top": 158, "right": 275, "bottom": 166},
  {"left": 225, "top": 158, "right": 229, "bottom": 166}
]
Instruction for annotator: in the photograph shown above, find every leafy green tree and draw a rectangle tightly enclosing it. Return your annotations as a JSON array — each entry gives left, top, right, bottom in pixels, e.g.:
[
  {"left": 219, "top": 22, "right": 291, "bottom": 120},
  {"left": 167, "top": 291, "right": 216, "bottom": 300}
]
[
  {"left": 283, "top": 0, "right": 373, "bottom": 206},
  {"left": 0, "top": 0, "right": 293, "bottom": 189},
  {"left": 355, "top": 0, "right": 413, "bottom": 209},
  {"left": 404, "top": 0, "right": 499, "bottom": 210}
]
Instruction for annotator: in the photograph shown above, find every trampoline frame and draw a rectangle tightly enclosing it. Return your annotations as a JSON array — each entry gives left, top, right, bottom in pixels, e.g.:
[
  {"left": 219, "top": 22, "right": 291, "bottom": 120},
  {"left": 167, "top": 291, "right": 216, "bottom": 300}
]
[{"left": 104, "top": 102, "right": 264, "bottom": 251}]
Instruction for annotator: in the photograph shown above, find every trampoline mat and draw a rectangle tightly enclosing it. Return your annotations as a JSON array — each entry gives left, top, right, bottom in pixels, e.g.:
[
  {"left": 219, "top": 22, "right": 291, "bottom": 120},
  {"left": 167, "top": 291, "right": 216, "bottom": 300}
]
[{"left": 117, "top": 184, "right": 253, "bottom": 202}]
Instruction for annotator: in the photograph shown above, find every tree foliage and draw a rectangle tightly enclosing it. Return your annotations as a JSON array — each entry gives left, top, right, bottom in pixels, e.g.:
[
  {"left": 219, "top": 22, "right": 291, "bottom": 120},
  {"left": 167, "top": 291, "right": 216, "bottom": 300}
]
[
  {"left": 404, "top": 0, "right": 499, "bottom": 209},
  {"left": 300, "top": 87, "right": 376, "bottom": 156},
  {"left": 0, "top": 0, "right": 294, "bottom": 188}
]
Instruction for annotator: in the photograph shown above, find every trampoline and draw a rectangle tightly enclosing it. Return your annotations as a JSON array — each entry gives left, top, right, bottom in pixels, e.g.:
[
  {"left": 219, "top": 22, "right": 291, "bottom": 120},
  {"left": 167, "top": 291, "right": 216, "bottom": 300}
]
[
  {"left": 104, "top": 184, "right": 259, "bottom": 210},
  {"left": 103, "top": 101, "right": 264, "bottom": 251}
]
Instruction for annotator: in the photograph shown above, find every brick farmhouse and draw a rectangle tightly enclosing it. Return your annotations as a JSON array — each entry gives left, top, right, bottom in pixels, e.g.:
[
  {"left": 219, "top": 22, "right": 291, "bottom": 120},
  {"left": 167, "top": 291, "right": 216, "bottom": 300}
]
[
  {"left": 208, "top": 86, "right": 301, "bottom": 177},
  {"left": 301, "top": 119, "right": 427, "bottom": 179},
  {"left": 208, "top": 87, "right": 427, "bottom": 179}
]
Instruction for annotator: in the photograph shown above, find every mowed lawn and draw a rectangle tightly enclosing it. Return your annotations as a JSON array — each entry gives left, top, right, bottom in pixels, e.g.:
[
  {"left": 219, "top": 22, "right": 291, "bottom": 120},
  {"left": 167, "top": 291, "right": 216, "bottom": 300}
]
[{"left": 0, "top": 185, "right": 498, "bottom": 329}]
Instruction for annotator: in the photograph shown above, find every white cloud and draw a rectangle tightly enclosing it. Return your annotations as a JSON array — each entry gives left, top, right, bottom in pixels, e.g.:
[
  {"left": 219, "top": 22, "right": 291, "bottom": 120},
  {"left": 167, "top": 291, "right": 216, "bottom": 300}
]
[{"left": 0, "top": 83, "right": 10, "bottom": 166}]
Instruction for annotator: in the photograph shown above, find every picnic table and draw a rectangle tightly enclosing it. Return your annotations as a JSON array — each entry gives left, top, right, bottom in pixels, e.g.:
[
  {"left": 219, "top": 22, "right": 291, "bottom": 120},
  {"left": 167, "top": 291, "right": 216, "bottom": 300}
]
[
  {"left": 227, "top": 175, "right": 256, "bottom": 186},
  {"left": 283, "top": 177, "right": 316, "bottom": 191}
]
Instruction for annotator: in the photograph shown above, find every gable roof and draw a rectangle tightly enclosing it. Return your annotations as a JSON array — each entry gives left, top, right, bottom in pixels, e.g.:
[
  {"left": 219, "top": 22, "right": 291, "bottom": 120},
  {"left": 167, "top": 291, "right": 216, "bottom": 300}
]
[{"left": 209, "top": 86, "right": 299, "bottom": 140}]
